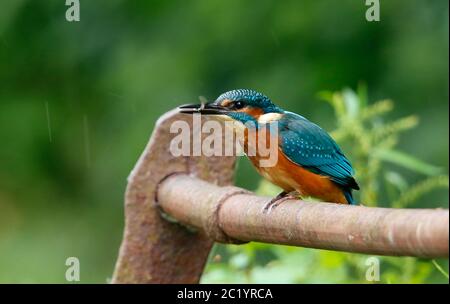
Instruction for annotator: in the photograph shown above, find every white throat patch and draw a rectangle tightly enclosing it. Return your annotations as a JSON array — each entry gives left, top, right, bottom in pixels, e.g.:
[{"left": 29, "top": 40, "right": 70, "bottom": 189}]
[{"left": 258, "top": 113, "right": 283, "bottom": 124}]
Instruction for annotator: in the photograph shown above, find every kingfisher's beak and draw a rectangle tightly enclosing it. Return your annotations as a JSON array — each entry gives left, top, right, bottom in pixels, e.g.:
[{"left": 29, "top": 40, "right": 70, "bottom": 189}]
[{"left": 179, "top": 102, "right": 229, "bottom": 115}]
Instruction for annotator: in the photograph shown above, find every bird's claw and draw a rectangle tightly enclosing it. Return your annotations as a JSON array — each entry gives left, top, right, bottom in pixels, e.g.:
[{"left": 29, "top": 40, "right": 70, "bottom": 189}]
[
  {"left": 262, "top": 199, "right": 280, "bottom": 214},
  {"left": 262, "top": 191, "right": 297, "bottom": 214}
]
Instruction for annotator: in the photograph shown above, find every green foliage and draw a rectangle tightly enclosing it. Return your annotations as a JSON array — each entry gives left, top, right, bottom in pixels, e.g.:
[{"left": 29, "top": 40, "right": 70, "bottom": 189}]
[
  {"left": 202, "top": 87, "right": 449, "bottom": 284},
  {"left": 319, "top": 85, "right": 449, "bottom": 207},
  {"left": 432, "top": 260, "right": 449, "bottom": 279}
]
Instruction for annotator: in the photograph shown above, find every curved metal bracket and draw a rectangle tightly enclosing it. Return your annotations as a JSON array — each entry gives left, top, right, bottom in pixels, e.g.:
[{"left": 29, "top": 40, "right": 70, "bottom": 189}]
[{"left": 112, "top": 109, "right": 236, "bottom": 283}]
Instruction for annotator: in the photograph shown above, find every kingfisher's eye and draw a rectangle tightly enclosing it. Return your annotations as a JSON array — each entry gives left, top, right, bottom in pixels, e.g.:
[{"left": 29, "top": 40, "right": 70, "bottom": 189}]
[{"left": 234, "top": 101, "right": 245, "bottom": 109}]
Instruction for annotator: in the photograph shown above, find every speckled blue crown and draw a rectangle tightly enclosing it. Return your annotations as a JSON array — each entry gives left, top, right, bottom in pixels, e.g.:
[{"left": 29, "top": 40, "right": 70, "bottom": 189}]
[{"left": 215, "top": 89, "right": 271, "bottom": 103}]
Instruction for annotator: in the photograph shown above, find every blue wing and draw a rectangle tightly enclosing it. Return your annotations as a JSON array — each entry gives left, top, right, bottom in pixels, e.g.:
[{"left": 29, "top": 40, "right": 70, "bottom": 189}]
[{"left": 278, "top": 112, "right": 359, "bottom": 192}]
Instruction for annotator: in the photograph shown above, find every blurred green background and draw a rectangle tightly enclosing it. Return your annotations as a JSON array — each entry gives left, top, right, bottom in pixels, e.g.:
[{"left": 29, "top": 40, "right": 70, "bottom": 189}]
[{"left": 0, "top": 0, "right": 448, "bottom": 283}]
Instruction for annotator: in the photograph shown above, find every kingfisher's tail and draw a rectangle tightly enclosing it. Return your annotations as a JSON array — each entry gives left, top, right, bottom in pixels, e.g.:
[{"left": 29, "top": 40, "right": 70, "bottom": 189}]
[{"left": 343, "top": 188, "right": 357, "bottom": 205}]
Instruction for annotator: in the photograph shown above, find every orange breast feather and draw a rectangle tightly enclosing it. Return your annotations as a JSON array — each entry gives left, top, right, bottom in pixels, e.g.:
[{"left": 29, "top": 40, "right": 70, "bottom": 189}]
[{"left": 244, "top": 129, "right": 348, "bottom": 204}]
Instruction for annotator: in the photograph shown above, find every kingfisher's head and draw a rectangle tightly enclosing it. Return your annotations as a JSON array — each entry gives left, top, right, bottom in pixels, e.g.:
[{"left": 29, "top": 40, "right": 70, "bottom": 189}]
[{"left": 180, "top": 89, "right": 284, "bottom": 124}]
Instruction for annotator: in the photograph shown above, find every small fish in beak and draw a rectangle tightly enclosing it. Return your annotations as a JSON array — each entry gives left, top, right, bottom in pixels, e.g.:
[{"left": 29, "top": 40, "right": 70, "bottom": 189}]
[{"left": 179, "top": 102, "right": 229, "bottom": 115}]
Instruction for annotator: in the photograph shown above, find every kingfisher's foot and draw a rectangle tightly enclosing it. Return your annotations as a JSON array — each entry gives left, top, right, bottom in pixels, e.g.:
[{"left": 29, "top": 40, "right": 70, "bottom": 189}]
[{"left": 263, "top": 191, "right": 298, "bottom": 214}]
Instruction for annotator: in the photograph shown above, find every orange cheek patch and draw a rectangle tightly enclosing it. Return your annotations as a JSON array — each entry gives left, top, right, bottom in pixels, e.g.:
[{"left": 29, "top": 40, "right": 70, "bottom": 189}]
[{"left": 239, "top": 107, "right": 264, "bottom": 119}]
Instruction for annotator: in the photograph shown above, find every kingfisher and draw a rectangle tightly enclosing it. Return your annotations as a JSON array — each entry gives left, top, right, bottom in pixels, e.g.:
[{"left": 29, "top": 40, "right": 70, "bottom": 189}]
[{"left": 179, "top": 89, "right": 359, "bottom": 211}]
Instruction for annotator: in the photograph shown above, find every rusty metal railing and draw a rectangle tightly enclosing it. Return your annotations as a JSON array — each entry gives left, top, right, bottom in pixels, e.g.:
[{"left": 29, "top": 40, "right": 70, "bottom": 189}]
[{"left": 111, "top": 109, "right": 449, "bottom": 284}]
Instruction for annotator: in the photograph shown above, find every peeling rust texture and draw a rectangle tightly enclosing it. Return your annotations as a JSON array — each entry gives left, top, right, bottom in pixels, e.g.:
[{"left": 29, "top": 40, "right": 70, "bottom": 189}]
[
  {"left": 158, "top": 175, "right": 449, "bottom": 258},
  {"left": 112, "top": 110, "right": 236, "bottom": 283}
]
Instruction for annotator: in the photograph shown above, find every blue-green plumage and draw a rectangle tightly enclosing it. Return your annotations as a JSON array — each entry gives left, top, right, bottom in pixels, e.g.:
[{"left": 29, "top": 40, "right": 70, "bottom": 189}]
[
  {"left": 215, "top": 89, "right": 359, "bottom": 204},
  {"left": 216, "top": 89, "right": 282, "bottom": 112},
  {"left": 278, "top": 112, "right": 359, "bottom": 204},
  {"left": 179, "top": 89, "right": 360, "bottom": 205}
]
